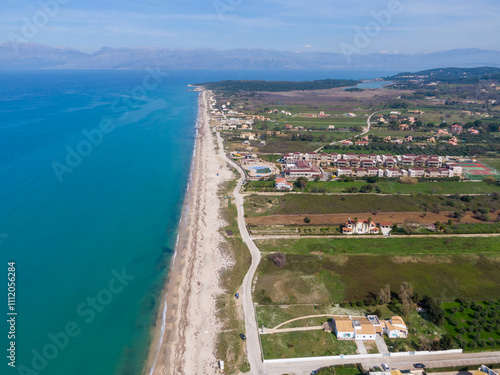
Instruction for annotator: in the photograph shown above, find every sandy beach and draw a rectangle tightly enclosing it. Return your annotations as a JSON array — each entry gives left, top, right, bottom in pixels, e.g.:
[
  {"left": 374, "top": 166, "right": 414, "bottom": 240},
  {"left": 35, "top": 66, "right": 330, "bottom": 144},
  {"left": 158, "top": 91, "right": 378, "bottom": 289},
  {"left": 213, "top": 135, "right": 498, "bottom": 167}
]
[{"left": 145, "top": 90, "right": 233, "bottom": 375}]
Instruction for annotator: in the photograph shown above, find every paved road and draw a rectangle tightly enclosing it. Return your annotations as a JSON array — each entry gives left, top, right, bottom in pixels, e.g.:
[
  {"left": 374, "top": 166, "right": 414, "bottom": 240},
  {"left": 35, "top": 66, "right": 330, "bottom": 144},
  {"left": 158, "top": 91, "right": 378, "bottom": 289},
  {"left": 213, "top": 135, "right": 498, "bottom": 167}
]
[
  {"left": 251, "top": 233, "right": 500, "bottom": 240},
  {"left": 215, "top": 129, "right": 268, "bottom": 374},
  {"left": 265, "top": 351, "right": 500, "bottom": 375}
]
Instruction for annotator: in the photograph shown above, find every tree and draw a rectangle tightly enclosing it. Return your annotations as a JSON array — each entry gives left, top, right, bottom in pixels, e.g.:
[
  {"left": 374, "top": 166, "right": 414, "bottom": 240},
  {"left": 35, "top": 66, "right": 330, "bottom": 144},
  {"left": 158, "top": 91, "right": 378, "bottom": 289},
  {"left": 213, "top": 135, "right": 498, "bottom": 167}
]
[
  {"left": 399, "top": 282, "right": 414, "bottom": 316},
  {"left": 421, "top": 295, "right": 445, "bottom": 325},
  {"left": 314, "top": 176, "right": 321, "bottom": 182},
  {"left": 360, "top": 184, "right": 374, "bottom": 193},
  {"left": 379, "top": 284, "right": 391, "bottom": 305},
  {"left": 304, "top": 216, "right": 311, "bottom": 223},
  {"left": 295, "top": 177, "right": 308, "bottom": 189}
]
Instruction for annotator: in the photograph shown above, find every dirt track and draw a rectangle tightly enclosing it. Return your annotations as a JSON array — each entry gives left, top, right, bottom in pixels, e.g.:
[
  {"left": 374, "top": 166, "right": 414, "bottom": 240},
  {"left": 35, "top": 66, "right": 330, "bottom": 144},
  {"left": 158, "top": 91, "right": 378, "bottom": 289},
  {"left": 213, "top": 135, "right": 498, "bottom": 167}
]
[{"left": 246, "top": 210, "right": 496, "bottom": 226}]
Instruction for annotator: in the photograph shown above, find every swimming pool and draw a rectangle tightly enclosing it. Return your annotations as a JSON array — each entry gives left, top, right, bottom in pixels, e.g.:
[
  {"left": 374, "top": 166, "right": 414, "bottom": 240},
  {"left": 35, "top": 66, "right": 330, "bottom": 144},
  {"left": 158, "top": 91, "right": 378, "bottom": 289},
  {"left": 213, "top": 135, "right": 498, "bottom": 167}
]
[{"left": 248, "top": 166, "right": 272, "bottom": 174}]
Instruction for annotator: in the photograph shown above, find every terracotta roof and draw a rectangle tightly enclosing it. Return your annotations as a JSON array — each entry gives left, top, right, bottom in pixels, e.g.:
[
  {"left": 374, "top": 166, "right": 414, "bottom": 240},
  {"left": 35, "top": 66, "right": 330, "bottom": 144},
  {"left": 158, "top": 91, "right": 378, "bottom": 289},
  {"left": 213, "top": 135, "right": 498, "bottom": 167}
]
[{"left": 334, "top": 317, "right": 355, "bottom": 332}]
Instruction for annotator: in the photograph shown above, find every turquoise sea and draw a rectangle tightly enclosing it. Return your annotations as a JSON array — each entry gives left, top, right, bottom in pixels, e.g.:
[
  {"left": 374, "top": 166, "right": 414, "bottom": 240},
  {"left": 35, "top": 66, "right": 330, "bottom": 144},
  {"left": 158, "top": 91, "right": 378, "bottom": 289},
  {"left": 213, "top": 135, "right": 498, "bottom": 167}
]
[{"left": 0, "top": 68, "right": 398, "bottom": 374}]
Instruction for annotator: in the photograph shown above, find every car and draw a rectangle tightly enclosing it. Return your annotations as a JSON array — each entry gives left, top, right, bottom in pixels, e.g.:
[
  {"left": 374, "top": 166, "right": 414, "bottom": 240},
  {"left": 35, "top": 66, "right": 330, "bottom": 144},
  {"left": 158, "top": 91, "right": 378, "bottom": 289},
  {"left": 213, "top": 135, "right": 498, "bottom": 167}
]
[
  {"left": 381, "top": 364, "right": 390, "bottom": 371},
  {"left": 239, "top": 333, "right": 246, "bottom": 341},
  {"left": 414, "top": 363, "right": 426, "bottom": 369}
]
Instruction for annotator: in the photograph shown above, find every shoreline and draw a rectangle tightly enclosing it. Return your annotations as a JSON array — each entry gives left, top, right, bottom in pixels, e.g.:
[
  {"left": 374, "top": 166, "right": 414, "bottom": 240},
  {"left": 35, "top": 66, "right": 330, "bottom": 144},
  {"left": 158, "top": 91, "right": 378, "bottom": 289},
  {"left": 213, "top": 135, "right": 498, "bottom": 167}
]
[{"left": 144, "top": 89, "right": 231, "bottom": 374}]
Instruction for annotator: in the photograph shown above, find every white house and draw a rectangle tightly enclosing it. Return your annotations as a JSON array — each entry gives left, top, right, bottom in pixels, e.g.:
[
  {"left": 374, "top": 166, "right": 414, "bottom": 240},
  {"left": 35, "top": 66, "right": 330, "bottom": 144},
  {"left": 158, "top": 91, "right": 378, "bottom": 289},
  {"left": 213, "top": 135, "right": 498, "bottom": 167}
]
[
  {"left": 333, "top": 316, "right": 378, "bottom": 341},
  {"left": 383, "top": 316, "right": 408, "bottom": 338},
  {"left": 384, "top": 168, "right": 402, "bottom": 178},
  {"left": 408, "top": 168, "right": 425, "bottom": 178},
  {"left": 337, "top": 167, "right": 353, "bottom": 177},
  {"left": 353, "top": 318, "right": 377, "bottom": 341},
  {"left": 275, "top": 178, "right": 293, "bottom": 190},
  {"left": 333, "top": 316, "right": 356, "bottom": 340},
  {"left": 343, "top": 218, "right": 379, "bottom": 234}
]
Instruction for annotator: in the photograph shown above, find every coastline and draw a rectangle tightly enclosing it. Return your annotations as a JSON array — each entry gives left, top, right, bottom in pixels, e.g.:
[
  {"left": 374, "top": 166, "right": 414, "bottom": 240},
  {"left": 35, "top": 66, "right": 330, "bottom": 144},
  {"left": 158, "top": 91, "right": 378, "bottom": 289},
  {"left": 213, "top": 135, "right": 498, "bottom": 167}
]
[{"left": 145, "top": 89, "right": 232, "bottom": 374}]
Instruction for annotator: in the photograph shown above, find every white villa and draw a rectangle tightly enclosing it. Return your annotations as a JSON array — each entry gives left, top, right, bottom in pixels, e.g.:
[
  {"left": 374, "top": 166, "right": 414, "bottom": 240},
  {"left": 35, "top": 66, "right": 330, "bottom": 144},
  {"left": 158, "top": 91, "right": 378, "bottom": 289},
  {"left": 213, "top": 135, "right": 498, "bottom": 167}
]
[
  {"left": 342, "top": 218, "right": 379, "bottom": 234},
  {"left": 333, "top": 315, "right": 406, "bottom": 341},
  {"left": 383, "top": 316, "right": 408, "bottom": 338},
  {"left": 275, "top": 178, "right": 293, "bottom": 190}
]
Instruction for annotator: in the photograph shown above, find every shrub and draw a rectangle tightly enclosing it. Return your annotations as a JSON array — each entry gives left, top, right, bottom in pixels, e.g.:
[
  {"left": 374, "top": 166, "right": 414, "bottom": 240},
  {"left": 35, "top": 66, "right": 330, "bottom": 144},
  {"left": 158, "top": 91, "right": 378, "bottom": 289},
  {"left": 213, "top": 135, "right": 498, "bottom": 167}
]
[
  {"left": 268, "top": 252, "right": 287, "bottom": 267},
  {"left": 400, "top": 176, "right": 418, "bottom": 184}
]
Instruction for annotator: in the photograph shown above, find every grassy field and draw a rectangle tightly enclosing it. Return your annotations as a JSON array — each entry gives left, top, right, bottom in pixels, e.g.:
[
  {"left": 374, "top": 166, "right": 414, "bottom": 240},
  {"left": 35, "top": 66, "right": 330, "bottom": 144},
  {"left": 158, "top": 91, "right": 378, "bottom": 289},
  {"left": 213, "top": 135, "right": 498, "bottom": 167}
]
[
  {"left": 255, "top": 236, "right": 500, "bottom": 255},
  {"left": 244, "top": 180, "right": 500, "bottom": 194},
  {"left": 256, "top": 138, "right": 323, "bottom": 153},
  {"left": 482, "top": 158, "right": 500, "bottom": 171},
  {"left": 254, "top": 253, "right": 500, "bottom": 304},
  {"left": 256, "top": 304, "right": 362, "bottom": 329},
  {"left": 442, "top": 300, "right": 500, "bottom": 352},
  {"left": 260, "top": 330, "right": 357, "bottom": 359},
  {"left": 244, "top": 193, "right": 498, "bottom": 217},
  {"left": 375, "top": 180, "right": 500, "bottom": 194},
  {"left": 368, "top": 129, "right": 435, "bottom": 137}
]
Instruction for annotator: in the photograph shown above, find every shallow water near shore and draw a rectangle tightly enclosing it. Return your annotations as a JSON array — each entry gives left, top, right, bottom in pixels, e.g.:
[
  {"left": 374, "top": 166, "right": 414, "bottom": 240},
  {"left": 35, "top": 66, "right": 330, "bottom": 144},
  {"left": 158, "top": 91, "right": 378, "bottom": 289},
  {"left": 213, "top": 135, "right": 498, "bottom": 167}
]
[{"left": 0, "top": 68, "right": 395, "bottom": 374}]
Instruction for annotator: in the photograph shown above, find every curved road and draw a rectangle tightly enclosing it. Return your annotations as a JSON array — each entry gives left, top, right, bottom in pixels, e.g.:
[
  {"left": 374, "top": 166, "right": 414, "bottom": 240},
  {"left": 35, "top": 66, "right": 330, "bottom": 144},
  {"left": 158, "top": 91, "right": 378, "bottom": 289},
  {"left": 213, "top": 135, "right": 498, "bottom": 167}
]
[
  {"left": 314, "top": 110, "right": 379, "bottom": 153},
  {"left": 215, "top": 129, "right": 267, "bottom": 374}
]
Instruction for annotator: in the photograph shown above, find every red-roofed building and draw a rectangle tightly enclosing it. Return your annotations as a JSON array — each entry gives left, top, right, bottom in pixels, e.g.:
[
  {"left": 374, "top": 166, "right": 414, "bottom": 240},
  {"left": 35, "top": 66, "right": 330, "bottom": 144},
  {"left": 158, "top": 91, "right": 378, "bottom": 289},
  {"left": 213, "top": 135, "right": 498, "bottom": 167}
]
[
  {"left": 451, "top": 124, "right": 463, "bottom": 134},
  {"left": 275, "top": 178, "right": 293, "bottom": 190},
  {"left": 343, "top": 218, "right": 379, "bottom": 235}
]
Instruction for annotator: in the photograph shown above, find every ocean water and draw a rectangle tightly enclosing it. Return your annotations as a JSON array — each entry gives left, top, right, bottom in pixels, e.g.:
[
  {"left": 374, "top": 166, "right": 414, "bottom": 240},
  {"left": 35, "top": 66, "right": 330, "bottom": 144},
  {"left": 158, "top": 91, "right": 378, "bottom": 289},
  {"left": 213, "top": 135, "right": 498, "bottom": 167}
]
[{"left": 0, "top": 68, "right": 396, "bottom": 375}]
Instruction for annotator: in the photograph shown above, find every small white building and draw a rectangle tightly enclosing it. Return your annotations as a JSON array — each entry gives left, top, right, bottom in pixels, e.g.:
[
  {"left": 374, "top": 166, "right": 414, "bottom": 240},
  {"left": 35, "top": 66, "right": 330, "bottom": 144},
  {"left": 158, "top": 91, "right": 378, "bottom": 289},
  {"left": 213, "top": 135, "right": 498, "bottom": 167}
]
[
  {"left": 275, "top": 178, "right": 293, "bottom": 190},
  {"left": 384, "top": 316, "right": 408, "bottom": 338}
]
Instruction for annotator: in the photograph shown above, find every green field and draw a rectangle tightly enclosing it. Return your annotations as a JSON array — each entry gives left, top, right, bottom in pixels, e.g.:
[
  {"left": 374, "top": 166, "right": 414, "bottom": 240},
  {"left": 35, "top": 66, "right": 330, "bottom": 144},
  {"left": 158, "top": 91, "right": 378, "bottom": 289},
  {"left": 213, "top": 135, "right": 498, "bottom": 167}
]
[
  {"left": 254, "top": 253, "right": 500, "bottom": 304},
  {"left": 442, "top": 300, "right": 500, "bottom": 351},
  {"left": 256, "top": 304, "right": 354, "bottom": 329},
  {"left": 255, "top": 236, "right": 500, "bottom": 255},
  {"left": 482, "top": 158, "right": 500, "bottom": 171},
  {"left": 368, "top": 129, "right": 435, "bottom": 137},
  {"left": 260, "top": 330, "right": 357, "bottom": 359},
  {"left": 244, "top": 180, "right": 500, "bottom": 194},
  {"left": 244, "top": 193, "right": 498, "bottom": 216},
  {"left": 375, "top": 180, "right": 500, "bottom": 194}
]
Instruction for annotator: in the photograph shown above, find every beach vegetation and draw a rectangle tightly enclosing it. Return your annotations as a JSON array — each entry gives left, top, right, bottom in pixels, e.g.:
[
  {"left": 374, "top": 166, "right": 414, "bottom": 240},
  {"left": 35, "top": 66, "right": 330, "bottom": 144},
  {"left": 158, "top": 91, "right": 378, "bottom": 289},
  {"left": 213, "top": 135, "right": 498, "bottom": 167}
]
[{"left": 216, "top": 178, "right": 252, "bottom": 374}]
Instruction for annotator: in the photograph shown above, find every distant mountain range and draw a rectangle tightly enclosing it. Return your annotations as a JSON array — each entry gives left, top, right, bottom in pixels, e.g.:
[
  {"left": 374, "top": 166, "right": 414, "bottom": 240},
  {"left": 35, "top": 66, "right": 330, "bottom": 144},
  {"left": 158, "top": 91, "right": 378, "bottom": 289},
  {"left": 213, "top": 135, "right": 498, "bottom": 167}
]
[{"left": 1, "top": 42, "right": 500, "bottom": 71}]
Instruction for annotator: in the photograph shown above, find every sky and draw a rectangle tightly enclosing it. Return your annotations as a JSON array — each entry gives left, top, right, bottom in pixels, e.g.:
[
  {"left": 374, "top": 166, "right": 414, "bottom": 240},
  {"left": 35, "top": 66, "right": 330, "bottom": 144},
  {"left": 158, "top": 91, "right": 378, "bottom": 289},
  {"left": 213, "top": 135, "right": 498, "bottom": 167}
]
[{"left": 1, "top": 0, "right": 499, "bottom": 54}]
